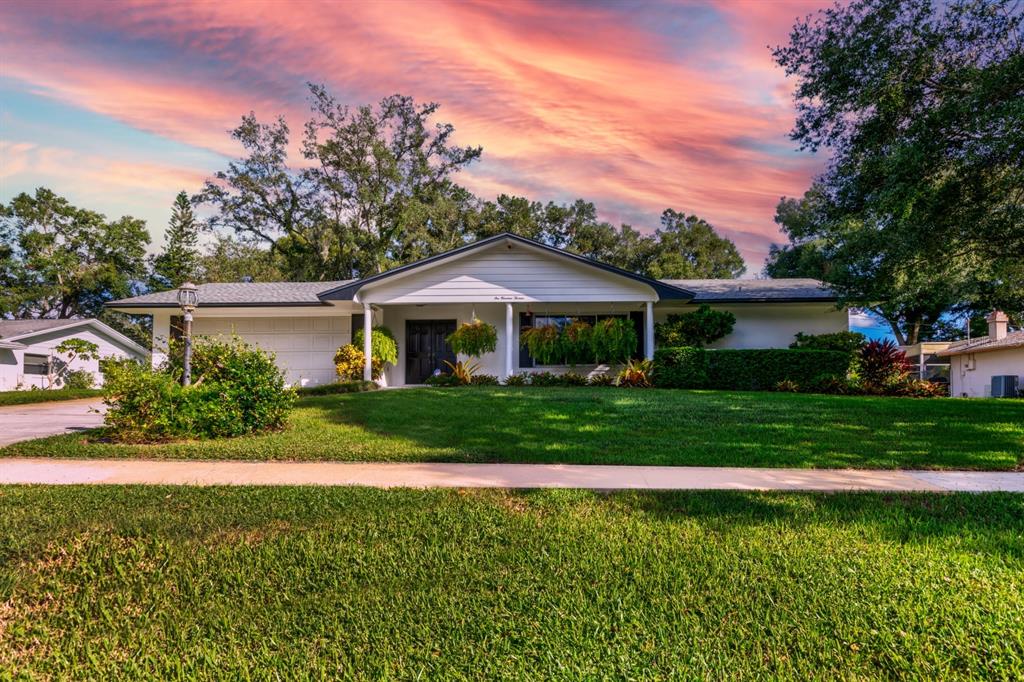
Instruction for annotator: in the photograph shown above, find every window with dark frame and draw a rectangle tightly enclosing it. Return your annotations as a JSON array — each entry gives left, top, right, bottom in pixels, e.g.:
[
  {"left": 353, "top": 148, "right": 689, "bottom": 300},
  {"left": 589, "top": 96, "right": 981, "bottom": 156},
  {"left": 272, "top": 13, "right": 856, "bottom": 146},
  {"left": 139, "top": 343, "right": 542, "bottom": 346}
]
[
  {"left": 518, "top": 312, "right": 642, "bottom": 366},
  {"left": 23, "top": 353, "right": 50, "bottom": 375}
]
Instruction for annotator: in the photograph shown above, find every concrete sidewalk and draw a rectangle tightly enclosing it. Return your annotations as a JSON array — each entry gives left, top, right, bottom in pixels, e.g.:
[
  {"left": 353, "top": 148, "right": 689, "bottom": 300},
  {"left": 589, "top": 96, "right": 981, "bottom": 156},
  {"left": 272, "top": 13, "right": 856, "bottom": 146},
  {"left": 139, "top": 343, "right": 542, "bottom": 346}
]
[{"left": 1, "top": 458, "right": 1022, "bottom": 492}]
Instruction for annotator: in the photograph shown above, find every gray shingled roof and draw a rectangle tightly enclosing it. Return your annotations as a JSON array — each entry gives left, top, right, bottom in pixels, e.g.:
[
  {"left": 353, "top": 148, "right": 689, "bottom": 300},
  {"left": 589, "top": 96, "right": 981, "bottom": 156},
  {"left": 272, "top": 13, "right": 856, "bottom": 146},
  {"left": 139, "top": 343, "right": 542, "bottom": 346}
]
[
  {"left": 108, "top": 276, "right": 835, "bottom": 308},
  {"left": 660, "top": 278, "right": 836, "bottom": 303},
  {"left": 0, "top": 319, "right": 85, "bottom": 339},
  {"left": 937, "top": 330, "right": 1024, "bottom": 356},
  {"left": 110, "top": 281, "right": 352, "bottom": 307}
]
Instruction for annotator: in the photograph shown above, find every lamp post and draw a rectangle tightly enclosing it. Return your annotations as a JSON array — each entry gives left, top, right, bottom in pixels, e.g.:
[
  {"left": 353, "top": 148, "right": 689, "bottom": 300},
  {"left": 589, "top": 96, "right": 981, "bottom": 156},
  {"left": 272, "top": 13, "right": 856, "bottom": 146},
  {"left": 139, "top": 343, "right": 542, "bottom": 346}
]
[{"left": 176, "top": 282, "right": 198, "bottom": 386}]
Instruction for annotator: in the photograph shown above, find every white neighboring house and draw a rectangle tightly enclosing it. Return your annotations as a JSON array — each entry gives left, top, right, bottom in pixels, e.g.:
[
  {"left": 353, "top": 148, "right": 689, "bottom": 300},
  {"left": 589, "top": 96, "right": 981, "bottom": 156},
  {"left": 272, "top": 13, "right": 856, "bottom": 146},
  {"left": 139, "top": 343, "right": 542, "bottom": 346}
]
[
  {"left": 0, "top": 318, "right": 149, "bottom": 391},
  {"left": 938, "top": 312, "right": 1024, "bottom": 398},
  {"left": 107, "top": 233, "right": 850, "bottom": 387}
]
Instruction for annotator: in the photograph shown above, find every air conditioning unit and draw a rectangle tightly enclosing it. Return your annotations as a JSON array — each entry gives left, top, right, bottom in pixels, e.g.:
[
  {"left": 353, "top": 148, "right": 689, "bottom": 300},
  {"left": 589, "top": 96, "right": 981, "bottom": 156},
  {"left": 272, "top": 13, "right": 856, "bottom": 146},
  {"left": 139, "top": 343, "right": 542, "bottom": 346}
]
[{"left": 991, "top": 375, "right": 1019, "bottom": 398}]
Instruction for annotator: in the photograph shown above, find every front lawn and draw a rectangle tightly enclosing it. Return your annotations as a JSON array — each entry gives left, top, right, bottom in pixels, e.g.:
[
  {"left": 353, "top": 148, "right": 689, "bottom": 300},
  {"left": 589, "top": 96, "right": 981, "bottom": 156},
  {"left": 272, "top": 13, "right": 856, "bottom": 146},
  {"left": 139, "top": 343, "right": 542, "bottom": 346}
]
[
  {"left": 0, "top": 388, "right": 102, "bottom": 407},
  {"left": 1, "top": 486, "right": 1021, "bottom": 678},
  {"left": 3, "top": 387, "right": 1022, "bottom": 469}
]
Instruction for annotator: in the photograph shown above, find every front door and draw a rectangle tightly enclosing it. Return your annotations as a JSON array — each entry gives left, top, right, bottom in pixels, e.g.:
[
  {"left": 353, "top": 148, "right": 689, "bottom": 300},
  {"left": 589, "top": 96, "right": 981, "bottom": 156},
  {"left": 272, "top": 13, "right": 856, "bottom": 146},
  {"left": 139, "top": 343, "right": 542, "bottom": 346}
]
[{"left": 405, "top": 319, "right": 457, "bottom": 384}]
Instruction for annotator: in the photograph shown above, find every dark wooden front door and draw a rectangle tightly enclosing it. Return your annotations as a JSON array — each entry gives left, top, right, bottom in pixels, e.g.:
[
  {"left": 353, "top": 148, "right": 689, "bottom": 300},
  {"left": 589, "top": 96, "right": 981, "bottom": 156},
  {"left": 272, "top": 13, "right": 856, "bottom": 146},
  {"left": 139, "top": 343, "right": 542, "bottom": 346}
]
[{"left": 405, "top": 319, "right": 457, "bottom": 384}]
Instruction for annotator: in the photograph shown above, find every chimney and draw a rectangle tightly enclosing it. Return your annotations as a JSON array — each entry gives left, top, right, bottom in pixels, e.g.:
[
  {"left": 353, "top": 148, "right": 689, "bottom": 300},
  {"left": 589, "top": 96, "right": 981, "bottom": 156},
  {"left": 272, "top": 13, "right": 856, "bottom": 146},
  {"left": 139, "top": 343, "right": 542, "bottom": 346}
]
[{"left": 986, "top": 310, "right": 1009, "bottom": 341}]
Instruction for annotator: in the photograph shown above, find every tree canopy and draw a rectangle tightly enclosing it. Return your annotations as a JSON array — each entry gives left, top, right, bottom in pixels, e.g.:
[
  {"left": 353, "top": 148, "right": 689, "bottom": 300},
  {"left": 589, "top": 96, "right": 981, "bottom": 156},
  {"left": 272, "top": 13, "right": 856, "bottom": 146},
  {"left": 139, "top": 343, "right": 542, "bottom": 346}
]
[
  {"left": 768, "top": 0, "right": 1023, "bottom": 344},
  {"left": 0, "top": 188, "right": 149, "bottom": 319},
  {"left": 196, "top": 84, "right": 748, "bottom": 283},
  {"left": 150, "top": 191, "right": 201, "bottom": 289}
]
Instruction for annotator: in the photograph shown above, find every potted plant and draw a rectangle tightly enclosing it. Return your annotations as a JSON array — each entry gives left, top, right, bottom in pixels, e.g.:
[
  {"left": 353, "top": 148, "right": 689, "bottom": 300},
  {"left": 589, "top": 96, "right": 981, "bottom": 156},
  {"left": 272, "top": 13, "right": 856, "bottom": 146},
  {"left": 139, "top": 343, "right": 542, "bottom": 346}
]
[
  {"left": 520, "top": 325, "right": 563, "bottom": 365},
  {"left": 561, "top": 319, "right": 594, "bottom": 365},
  {"left": 591, "top": 317, "right": 637, "bottom": 365},
  {"left": 447, "top": 319, "right": 498, "bottom": 358}
]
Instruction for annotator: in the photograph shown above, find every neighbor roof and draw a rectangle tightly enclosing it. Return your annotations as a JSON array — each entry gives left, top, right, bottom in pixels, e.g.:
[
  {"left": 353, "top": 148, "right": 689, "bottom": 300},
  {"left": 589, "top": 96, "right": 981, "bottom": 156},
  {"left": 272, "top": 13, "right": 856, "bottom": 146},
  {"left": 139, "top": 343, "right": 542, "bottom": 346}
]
[
  {"left": 661, "top": 278, "right": 837, "bottom": 303},
  {"left": 937, "top": 331, "right": 1024, "bottom": 357},
  {"left": 0, "top": 318, "right": 149, "bottom": 355},
  {"left": 109, "top": 281, "right": 352, "bottom": 308},
  {"left": 0, "top": 319, "right": 83, "bottom": 339}
]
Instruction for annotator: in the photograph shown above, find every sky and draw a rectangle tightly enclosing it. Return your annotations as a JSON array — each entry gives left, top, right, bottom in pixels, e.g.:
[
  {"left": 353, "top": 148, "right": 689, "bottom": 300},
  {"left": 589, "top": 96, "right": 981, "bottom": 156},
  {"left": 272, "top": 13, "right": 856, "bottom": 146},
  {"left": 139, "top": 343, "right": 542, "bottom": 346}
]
[{"left": 0, "top": 0, "right": 830, "bottom": 272}]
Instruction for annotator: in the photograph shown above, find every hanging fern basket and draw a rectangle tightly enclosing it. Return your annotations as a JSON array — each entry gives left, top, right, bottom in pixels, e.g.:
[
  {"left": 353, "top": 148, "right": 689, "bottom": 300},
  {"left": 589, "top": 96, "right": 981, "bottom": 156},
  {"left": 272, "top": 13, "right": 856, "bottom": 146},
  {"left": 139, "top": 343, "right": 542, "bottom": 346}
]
[
  {"left": 591, "top": 317, "right": 638, "bottom": 365},
  {"left": 447, "top": 319, "right": 498, "bottom": 358}
]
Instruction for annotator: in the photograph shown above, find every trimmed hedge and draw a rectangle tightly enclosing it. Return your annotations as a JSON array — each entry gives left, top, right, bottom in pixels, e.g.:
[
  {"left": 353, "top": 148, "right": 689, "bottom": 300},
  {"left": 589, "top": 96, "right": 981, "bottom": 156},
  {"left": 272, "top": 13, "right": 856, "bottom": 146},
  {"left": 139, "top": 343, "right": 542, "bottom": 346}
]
[{"left": 653, "top": 347, "right": 852, "bottom": 391}]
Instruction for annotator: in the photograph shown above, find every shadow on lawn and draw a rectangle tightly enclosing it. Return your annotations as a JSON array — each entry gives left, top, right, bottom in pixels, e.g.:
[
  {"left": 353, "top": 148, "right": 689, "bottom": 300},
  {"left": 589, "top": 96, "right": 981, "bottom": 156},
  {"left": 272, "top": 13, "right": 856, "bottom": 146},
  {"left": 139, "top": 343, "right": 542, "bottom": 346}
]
[
  {"left": 515, "top": 487, "right": 1024, "bottom": 559},
  {"left": 319, "top": 388, "right": 1024, "bottom": 469}
]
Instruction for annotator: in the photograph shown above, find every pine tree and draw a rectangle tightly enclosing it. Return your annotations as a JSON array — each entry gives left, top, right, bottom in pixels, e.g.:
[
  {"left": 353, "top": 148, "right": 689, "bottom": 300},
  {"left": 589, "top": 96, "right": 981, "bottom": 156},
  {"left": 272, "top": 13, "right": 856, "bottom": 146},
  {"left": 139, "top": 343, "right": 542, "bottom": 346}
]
[{"left": 151, "top": 191, "right": 200, "bottom": 289}]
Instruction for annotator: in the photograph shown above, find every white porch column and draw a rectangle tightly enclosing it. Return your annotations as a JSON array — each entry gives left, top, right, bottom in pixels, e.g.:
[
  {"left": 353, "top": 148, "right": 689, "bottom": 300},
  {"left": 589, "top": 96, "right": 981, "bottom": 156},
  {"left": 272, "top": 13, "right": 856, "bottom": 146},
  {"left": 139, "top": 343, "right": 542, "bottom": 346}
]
[
  {"left": 645, "top": 301, "right": 655, "bottom": 360},
  {"left": 504, "top": 303, "right": 514, "bottom": 380},
  {"left": 362, "top": 303, "right": 373, "bottom": 381}
]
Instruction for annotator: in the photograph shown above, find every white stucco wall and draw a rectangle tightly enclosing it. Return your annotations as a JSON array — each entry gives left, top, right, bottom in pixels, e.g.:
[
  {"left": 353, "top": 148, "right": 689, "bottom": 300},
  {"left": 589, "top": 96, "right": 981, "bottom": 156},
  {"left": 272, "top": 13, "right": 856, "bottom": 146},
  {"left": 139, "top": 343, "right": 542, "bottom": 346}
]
[
  {"left": 655, "top": 303, "right": 849, "bottom": 349},
  {"left": 948, "top": 348, "right": 1024, "bottom": 398},
  {"left": 0, "top": 327, "right": 143, "bottom": 391}
]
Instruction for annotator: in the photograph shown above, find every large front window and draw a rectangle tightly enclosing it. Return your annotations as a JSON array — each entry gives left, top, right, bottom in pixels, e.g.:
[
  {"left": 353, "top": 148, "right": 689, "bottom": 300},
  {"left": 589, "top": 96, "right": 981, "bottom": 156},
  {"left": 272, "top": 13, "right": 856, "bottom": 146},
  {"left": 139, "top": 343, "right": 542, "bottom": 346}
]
[{"left": 518, "top": 312, "right": 642, "bottom": 367}]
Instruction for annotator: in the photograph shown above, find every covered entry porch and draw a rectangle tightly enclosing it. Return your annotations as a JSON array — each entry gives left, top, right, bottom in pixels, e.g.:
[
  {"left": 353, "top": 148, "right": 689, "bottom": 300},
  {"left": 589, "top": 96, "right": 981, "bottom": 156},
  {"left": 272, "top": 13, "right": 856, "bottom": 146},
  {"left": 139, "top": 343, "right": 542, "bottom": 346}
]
[
  {"left": 360, "top": 301, "right": 658, "bottom": 385},
  {"left": 314, "top": 232, "right": 691, "bottom": 385}
]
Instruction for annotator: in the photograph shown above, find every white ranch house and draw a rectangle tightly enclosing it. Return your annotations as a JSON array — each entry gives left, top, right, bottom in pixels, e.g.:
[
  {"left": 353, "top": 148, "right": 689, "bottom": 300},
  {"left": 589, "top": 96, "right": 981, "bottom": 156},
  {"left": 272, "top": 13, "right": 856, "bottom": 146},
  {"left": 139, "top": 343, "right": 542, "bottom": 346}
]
[
  {"left": 0, "top": 318, "right": 148, "bottom": 391},
  {"left": 109, "top": 233, "right": 850, "bottom": 386}
]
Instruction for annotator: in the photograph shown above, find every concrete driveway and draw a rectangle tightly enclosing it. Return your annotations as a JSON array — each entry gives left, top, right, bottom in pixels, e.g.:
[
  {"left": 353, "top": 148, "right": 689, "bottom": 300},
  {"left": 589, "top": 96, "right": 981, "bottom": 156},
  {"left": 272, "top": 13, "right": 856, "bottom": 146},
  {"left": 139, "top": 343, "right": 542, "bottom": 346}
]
[{"left": 0, "top": 398, "right": 105, "bottom": 446}]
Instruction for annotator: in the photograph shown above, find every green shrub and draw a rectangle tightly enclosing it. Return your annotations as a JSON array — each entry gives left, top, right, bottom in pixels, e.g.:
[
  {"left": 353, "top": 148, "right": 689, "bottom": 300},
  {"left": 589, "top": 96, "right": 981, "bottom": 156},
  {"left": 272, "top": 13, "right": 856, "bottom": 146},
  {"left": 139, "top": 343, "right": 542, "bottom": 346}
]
[
  {"left": 775, "top": 379, "right": 800, "bottom": 392},
  {"left": 352, "top": 326, "right": 399, "bottom": 366},
  {"left": 297, "top": 380, "right": 378, "bottom": 396},
  {"left": 528, "top": 371, "right": 562, "bottom": 387},
  {"left": 790, "top": 331, "right": 866, "bottom": 353},
  {"left": 62, "top": 369, "right": 95, "bottom": 390},
  {"left": 471, "top": 374, "right": 500, "bottom": 386},
  {"left": 886, "top": 378, "right": 949, "bottom": 398},
  {"left": 653, "top": 347, "right": 851, "bottom": 391},
  {"left": 652, "top": 347, "right": 709, "bottom": 388},
  {"left": 587, "top": 373, "right": 616, "bottom": 387},
  {"left": 503, "top": 373, "right": 529, "bottom": 387},
  {"left": 655, "top": 305, "right": 736, "bottom": 348},
  {"left": 105, "top": 338, "right": 295, "bottom": 443},
  {"left": 806, "top": 373, "right": 857, "bottom": 395},
  {"left": 424, "top": 373, "right": 463, "bottom": 387},
  {"left": 559, "top": 371, "right": 589, "bottom": 386},
  {"left": 615, "top": 359, "right": 654, "bottom": 388}
]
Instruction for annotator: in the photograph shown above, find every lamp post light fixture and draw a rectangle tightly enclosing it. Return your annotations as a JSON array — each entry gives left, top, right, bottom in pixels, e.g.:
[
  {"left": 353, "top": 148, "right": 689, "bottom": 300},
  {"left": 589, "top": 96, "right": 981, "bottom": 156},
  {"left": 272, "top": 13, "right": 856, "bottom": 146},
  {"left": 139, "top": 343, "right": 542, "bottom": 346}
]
[{"left": 176, "top": 282, "right": 198, "bottom": 386}]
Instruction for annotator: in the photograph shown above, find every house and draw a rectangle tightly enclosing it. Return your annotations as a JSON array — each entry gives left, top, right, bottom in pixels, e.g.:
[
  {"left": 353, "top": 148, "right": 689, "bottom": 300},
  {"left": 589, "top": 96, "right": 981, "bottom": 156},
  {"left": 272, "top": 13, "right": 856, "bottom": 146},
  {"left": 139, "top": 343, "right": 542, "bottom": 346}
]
[
  {"left": 901, "top": 341, "right": 953, "bottom": 385},
  {"left": 107, "top": 233, "right": 850, "bottom": 387},
  {"left": 937, "top": 312, "right": 1024, "bottom": 398},
  {"left": 0, "top": 318, "right": 149, "bottom": 391}
]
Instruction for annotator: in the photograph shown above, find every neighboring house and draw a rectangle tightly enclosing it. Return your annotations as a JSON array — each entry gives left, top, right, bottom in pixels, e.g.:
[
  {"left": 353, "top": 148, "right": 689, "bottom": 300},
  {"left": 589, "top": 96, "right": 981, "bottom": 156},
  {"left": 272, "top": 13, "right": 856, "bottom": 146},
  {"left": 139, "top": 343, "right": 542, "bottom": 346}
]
[
  {"left": 901, "top": 341, "right": 953, "bottom": 385},
  {"left": 107, "top": 233, "right": 850, "bottom": 387},
  {"left": 938, "top": 312, "right": 1024, "bottom": 398},
  {"left": 0, "top": 318, "right": 149, "bottom": 391}
]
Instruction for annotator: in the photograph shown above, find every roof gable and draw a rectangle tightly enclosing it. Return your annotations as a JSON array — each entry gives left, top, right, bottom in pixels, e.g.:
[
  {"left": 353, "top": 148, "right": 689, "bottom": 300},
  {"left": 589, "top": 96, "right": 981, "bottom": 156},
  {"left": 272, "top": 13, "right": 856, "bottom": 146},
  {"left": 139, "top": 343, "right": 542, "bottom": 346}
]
[
  {"left": 319, "top": 233, "right": 693, "bottom": 303},
  {"left": 0, "top": 318, "right": 148, "bottom": 356}
]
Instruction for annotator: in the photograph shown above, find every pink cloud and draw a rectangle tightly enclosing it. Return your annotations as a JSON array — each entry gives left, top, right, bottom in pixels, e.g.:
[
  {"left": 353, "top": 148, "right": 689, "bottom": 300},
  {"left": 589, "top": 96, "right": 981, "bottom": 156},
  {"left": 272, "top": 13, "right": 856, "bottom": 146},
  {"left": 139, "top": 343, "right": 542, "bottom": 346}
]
[{"left": 0, "top": 0, "right": 828, "bottom": 267}]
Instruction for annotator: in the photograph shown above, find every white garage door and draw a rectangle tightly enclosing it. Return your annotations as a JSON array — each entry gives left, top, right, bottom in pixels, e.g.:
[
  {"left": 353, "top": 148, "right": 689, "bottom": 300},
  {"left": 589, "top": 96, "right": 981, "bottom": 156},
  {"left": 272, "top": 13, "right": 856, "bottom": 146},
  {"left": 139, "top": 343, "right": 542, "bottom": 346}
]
[{"left": 192, "top": 316, "right": 349, "bottom": 387}]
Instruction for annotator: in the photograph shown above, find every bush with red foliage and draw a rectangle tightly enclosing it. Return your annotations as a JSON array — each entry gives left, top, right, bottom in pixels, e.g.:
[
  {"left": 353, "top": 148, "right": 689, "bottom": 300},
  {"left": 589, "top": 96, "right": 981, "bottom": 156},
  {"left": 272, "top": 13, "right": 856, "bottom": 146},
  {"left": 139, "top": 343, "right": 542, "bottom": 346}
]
[{"left": 858, "top": 340, "right": 911, "bottom": 392}]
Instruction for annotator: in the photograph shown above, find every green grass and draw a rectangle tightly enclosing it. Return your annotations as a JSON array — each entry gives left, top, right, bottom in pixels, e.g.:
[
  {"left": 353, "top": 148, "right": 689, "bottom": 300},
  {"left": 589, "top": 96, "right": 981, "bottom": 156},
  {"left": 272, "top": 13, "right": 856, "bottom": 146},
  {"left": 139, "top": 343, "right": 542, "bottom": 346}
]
[
  {"left": 0, "top": 388, "right": 101, "bottom": 407},
  {"left": 1, "top": 486, "right": 1021, "bottom": 678},
  {"left": 4, "top": 387, "right": 1022, "bottom": 470}
]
